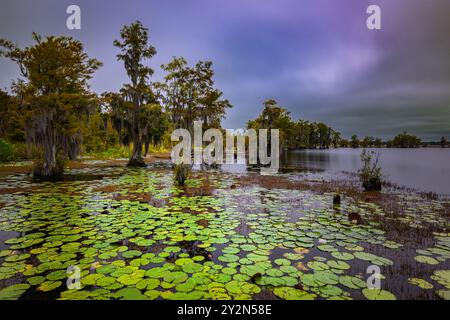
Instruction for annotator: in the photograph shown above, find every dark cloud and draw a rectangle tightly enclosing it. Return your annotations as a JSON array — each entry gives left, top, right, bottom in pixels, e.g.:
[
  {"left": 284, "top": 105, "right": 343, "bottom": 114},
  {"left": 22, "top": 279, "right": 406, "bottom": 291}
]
[{"left": 0, "top": 0, "right": 449, "bottom": 140}]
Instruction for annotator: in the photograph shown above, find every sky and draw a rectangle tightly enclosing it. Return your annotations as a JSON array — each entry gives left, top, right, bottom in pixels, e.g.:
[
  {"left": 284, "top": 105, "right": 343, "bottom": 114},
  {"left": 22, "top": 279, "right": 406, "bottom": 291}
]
[{"left": 0, "top": 0, "right": 449, "bottom": 140}]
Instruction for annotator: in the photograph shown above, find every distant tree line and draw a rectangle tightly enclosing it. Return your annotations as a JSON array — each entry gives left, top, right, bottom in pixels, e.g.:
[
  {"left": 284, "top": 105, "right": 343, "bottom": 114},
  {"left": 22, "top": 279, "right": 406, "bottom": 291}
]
[
  {"left": 247, "top": 103, "right": 445, "bottom": 151},
  {"left": 345, "top": 132, "right": 428, "bottom": 148},
  {"left": 247, "top": 99, "right": 341, "bottom": 149}
]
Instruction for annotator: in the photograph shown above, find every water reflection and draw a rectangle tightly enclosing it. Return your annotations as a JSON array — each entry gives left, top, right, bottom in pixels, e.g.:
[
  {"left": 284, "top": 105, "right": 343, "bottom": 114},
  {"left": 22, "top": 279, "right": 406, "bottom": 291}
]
[
  {"left": 284, "top": 148, "right": 450, "bottom": 195},
  {"left": 191, "top": 148, "right": 450, "bottom": 195}
]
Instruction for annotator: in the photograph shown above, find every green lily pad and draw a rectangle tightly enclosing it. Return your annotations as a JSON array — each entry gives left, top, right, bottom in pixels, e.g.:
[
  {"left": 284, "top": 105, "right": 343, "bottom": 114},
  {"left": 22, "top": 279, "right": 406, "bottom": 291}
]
[
  {"left": 82, "top": 273, "right": 104, "bottom": 286},
  {"left": 408, "top": 278, "right": 433, "bottom": 289},
  {"left": 46, "top": 270, "right": 68, "bottom": 281},
  {"left": 96, "top": 276, "right": 117, "bottom": 287},
  {"left": 4, "top": 253, "right": 30, "bottom": 262},
  {"left": 114, "top": 287, "right": 147, "bottom": 300},
  {"left": 0, "top": 284, "right": 30, "bottom": 300},
  {"left": 144, "top": 290, "right": 160, "bottom": 300},
  {"left": 175, "top": 258, "right": 193, "bottom": 266},
  {"left": 317, "top": 244, "right": 336, "bottom": 252},
  {"left": 314, "top": 271, "right": 339, "bottom": 285},
  {"left": 431, "top": 270, "right": 450, "bottom": 288},
  {"left": 218, "top": 254, "right": 239, "bottom": 263},
  {"left": 339, "top": 275, "right": 366, "bottom": 289},
  {"left": 122, "top": 250, "right": 142, "bottom": 259},
  {"left": 222, "top": 267, "right": 237, "bottom": 275},
  {"left": 307, "top": 261, "right": 329, "bottom": 271},
  {"left": 319, "top": 285, "right": 343, "bottom": 296},
  {"left": 117, "top": 270, "right": 145, "bottom": 285},
  {"left": 164, "top": 271, "right": 188, "bottom": 284},
  {"left": 274, "top": 258, "right": 291, "bottom": 266},
  {"left": 436, "top": 290, "right": 450, "bottom": 300},
  {"left": 145, "top": 267, "right": 168, "bottom": 278},
  {"left": 136, "top": 278, "right": 160, "bottom": 290},
  {"left": 0, "top": 250, "right": 12, "bottom": 258},
  {"left": 27, "top": 276, "right": 46, "bottom": 286},
  {"left": 96, "top": 264, "right": 118, "bottom": 274},
  {"left": 182, "top": 263, "right": 203, "bottom": 273},
  {"left": 273, "top": 286, "right": 316, "bottom": 300},
  {"left": 331, "top": 251, "right": 354, "bottom": 261},
  {"left": 175, "top": 280, "right": 196, "bottom": 292},
  {"left": 327, "top": 260, "right": 350, "bottom": 270},
  {"left": 354, "top": 251, "right": 378, "bottom": 262},
  {"left": 166, "top": 291, "right": 204, "bottom": 300},
  {"left": 37, "top": 281, "right": 62, "bottom": 292},
  {"left": 414, "top": 255, "right": 439, "bottom": 265},
  {"left": 264, "top": 265, "right": 283, "bottom": 276},
  {"left": 362, "top": 289, "right": 396, "bottom": 300}
]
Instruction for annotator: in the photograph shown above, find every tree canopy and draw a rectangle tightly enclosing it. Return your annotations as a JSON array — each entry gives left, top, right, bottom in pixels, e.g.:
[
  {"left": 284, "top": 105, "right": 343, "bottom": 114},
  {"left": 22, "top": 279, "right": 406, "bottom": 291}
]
[
  {"left": 113, "top": 21, "right": 159, "bottom": 166},
  {"left": 0, "top": 33, "right": 102, "bottom": 179},
  {"left": 387, "top": 132, "right": 422, "bottom": 148},
  {"left": 154, "top": 57, "right": 232, "bottom": 134},
  {"left": 248, "top": 99, "right": 341, "bottom": 149}
]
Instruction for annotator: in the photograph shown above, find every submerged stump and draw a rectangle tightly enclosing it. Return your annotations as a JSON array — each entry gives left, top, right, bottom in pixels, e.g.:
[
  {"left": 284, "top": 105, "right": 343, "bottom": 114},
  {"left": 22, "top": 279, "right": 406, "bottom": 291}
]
[
  {"left": 127, "top": 158, "right": 147, "bottom": 167},
  {"left": 333, "top": 193, "right": 341, "bottom": 206}
]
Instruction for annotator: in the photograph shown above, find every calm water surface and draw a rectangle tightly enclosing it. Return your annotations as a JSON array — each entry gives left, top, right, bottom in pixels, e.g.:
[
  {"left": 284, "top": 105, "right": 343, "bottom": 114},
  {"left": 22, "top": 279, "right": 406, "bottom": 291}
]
[{"left": 285, "top": 148, "right": 450, "bottom": 195}]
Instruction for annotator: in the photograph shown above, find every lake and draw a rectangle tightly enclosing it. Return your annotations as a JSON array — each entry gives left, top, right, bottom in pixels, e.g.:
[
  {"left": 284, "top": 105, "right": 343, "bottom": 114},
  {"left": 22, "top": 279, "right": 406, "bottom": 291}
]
[
  {"left": 1, "top": 154, "right": 449, "bottom": 300},
  {"left": 284, "top": 148, "right": 450, "bottom": 195}
]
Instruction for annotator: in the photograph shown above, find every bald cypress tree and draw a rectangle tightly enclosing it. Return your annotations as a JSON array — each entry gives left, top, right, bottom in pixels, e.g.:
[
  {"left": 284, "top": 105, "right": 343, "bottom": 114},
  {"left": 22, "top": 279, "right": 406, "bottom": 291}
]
[
  {"left": 113, "top": 21, "right": 157, "bottom": 167},
  {"left": 0, "top": 33, "right": 101, "bottom": 180}
]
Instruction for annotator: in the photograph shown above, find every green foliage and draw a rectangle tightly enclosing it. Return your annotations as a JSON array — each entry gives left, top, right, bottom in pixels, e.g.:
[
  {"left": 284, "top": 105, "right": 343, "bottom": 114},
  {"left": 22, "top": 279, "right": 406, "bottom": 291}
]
[
  {"left": 0, "top": 33, "right": 102, "bottom": 179},
  {"left": 82, "top": 110, "right": 118, "bottom": 153},
  {"left": 387, "top": 131, "right": 421, "bottom": 148},
  {"left": 83, "top": 145, "right": 130, "bottom": 159},
  {"left": 0, "top": 166, "right": 447, "bottom": 300},
  {"left": 113, "top": 21, "right": 162, "bottom": 167},
  {"left": 350, "top": 134, "right": 359, "bottom": 148},
  {"left": 247, "top": 99, "right": 340, "bottom": 149},
  {"left": 0, "top": 89, "right": 25, "bottom": 142},
  {"left": 155, "top": 56, "right": 232, "bottom": 133},
  {"left": 358, "top": 149, "right": 382, "bottom": 191},
  {"left": 0, "top": 139, "right": 13, "bottom": 162},
  {"left": 353, "top": 136, "right": 384, "bottom": 148}
]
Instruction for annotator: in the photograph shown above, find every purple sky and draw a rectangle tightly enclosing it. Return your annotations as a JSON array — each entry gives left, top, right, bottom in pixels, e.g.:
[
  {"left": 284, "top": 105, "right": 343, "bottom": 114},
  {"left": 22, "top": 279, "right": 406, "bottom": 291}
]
[{"left": 1, "top": 0, "right": 449, "bottom": 140}]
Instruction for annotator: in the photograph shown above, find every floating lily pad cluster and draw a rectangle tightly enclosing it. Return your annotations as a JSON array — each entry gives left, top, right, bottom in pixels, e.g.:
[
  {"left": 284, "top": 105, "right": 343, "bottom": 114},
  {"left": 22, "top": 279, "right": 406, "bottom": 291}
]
[{"left": 0, "top": 165, "right": 449, "bottom": 300}]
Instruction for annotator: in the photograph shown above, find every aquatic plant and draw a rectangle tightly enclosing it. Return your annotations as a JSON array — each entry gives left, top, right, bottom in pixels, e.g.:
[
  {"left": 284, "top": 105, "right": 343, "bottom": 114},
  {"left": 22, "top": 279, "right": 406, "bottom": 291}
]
[
  {"left": 333, "top": 192, "right": 341, "bottom": 206},
  {"left": 0, "top": 164, "right": 448, "bottom": 301},
  {"left": 358, "top": 149, "right": 382, "bottom": 191},
  {"left": 174, "top": 164, "right": 191, "bottom": 186}
]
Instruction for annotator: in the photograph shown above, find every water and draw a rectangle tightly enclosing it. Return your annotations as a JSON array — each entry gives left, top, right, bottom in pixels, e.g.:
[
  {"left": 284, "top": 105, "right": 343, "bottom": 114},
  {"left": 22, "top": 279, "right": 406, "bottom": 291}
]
[{"left": 284, "top": 148, "right": 450, "bottom": 195}]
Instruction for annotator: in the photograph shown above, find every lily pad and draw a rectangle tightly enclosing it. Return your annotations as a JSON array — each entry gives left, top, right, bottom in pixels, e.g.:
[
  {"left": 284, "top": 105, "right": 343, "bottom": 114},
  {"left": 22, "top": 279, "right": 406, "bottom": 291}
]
[
  {"left": 362, "top": 289, "right": 396, "bottom": 300},
  {"left": 408, "top": 278, "right": 433, "bottom": 289},
  {"left": 0, "top": 284, "right": 30, "bottom": 300},
  {"left": 414, "top": 255, "right": 439, "bottom": 265},
  {"left": 273, "top": 286, "right": 316, "bottom": 300}
]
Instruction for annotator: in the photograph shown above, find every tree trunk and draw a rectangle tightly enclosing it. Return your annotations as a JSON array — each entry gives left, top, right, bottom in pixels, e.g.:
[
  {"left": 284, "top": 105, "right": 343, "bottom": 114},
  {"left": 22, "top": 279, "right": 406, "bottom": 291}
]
[
  {"left": 33, "top": 143, "right": 64, "bottom": 181},
  {"left": 128, "top": 138, "right": 146, "bottom": 167}
]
